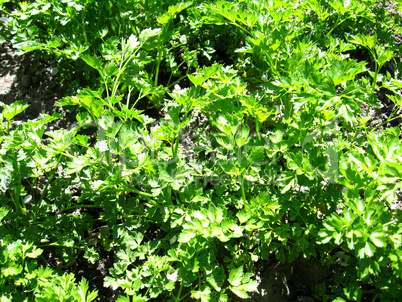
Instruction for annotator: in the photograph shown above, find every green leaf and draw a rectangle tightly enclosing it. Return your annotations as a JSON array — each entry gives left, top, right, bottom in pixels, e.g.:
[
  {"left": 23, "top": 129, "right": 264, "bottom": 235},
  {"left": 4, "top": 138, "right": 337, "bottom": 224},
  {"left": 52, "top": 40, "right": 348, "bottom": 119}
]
[
  {"left": 26, "top": 247, "right": 43, "bottom": 259},
  {"left": 66, "top": 157, "right": 92, "bottom": 174},
  {"left": 215, "top": 115, "right": 239, "bottom": 136},
  {"left": 188, "top": 74, "right": 207, "bottom": 86},
  {"left": 0, "top": 207, "right": 9, "bottom": 222},
  {"left": 81, "top": 55, "right": 103, "bottom": 71},
  {"left": 75, "top": 278, "right": 98, "bottom": 302},
  {"left": 131, "top": 296, "right": 149, "bottom": 302},
  {"left": 337, "top": 102, "right": 359, "bottom": 125},
  {"left": 277, "top": 171, "right": 297, "bottom": 193},
  {"left": 139, "top": 28, "right": 161, "bottom": 44},
  {"left": 191, "top": 285, "right": 211, "bottom": 302},
  {"left": 247, "top": 146, "right": 266, "bottom": 165},
  {"left": 0, "top": 101, "right": 29, "bottom": 121},
  {"left": 370, "top": 231, "right": 387, "bottom": 248},
  {"left": 157, "top": 1, "right": 193, "bottom": 25},
  {"left": 178, "top": 230, "right": 197, "bottom": 243},
  {"left": 3, "top": 265, "right": 22, "bottom": 277},
  {"left": 216, "top": 135, "right": 234, "bottom": 150},
  {"left": 359, "top": 241, "right": 376, "bottom": 258},
  {"left": 228, "top": 266, "right": 244, "bottom": 287},
  {"left": 376, "top": 46, "right": 393, "bottom": 68},
  {"left": 349, "top": 34, "right": 376, "bottom": 50},
  {"left": 126, "top": 34, "right": 140, "bottom": 51},
  {"left": 236, "top": 210, "right": 253, "bottom": 224},
  {"left": 269, "top": 130, "right": 284, "bottom": 144},
  {"left": 326, "top": 59, "right": 366, "bottom": 86},
  {"left": 229, "top": 287, "right": 249, "bottom": 299},
  {"left": 239, "top": 278, "right": 258, "bottom": 292},
  {"left": 206, "top": 266, "right": 226, "bottom": 291},
  {"left": 235, "top": 125, "right": 250, "bottom": 147}
]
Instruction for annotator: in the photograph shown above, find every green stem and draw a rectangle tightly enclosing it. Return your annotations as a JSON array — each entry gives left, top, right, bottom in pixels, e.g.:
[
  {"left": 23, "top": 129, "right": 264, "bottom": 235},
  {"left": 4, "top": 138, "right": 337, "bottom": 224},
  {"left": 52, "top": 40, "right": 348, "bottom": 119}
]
[
  {"left": 145, "top": 272, "right": 160, "bottom": 297},
  {"left": 173, "top": 129, "right": 182, "bottom": 159},
  {"left": 126, "top": 86, "right": 134, "bottom": 108},
  {"left": 14, "top": 182, "right": 23, "bottom": 213},
  {"left": 81, "top": 13, "right": 88, "bottom": 43},
  {"left": 371, "top": 111, "right": 401, "bottom": 132},
  {"left": 154, "top": 57, "right": 161, "bottom": 86},
  {"left": 256, "top": 120, "right": 261, "bottom": 140},
  {"left": 38, "top": 243, "right": 86, "bottom": 251},
  {"left": 241, "top": 176, "right": 247, "bottom": 202},
  {"left": 373, "top": 63, "right": 379, "bottom": 89},
  {"left": 59, "top": 204, "right": 103, "bottom": 214},
  {"left": 168, "top": 74, "right": 190, "bottom": 89},
  {"left": 102, "top": 185, "right": 154, "bottom": 199},
  {"left": 324, "top": 14, "right": 341, "bottom": 38},
  {"left": 165, "top": 186, "right": 173, "bottom": 205},
  {"left": 111, "top": 45, "right": 140, "bottom": 97},
  {"left": 166, "top": 52, "right": 189, "bottom": 87},
  {"left": 38, "top": 154, "right": 63, "bottom": 203},
  {"left": 175, "top": 283, "right": 184, "bottom": 302},
  {"left": 102, "top": 72, "right": 110, "bottom": 98},
  {"left": 0, "top": 9, "right": 11, "bottom": 16},
  {"left": 130, "top": 88, "right": 143, "bottom": 110},
  {"left": 111, "top": 45, "right": 126, "bottom": 97},
  {"left": 236, "top": 144, "right": 247, "bottom": 202},
  {"left": 176, "top": 290, "right": 191, "bottom": 302}
]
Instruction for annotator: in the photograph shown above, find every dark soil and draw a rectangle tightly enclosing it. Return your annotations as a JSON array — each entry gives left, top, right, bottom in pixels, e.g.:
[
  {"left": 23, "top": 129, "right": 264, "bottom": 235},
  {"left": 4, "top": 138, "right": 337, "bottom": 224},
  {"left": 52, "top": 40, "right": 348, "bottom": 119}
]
[{"left": 0, "top": 43, "right": 77, "bottom": 130}]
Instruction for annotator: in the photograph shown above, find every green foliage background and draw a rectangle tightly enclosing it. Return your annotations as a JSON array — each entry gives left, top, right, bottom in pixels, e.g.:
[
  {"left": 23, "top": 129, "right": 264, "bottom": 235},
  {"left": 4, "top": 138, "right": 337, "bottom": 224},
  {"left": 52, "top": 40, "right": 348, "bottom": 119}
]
[{"left": 0, "top": 0, "right": 402, "bottom": 301}]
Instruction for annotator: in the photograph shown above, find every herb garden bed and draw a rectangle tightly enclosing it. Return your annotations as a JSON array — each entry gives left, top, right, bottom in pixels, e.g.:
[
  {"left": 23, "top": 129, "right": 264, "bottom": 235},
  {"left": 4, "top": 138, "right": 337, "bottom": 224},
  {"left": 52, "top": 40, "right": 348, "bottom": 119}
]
[{"left": 1, "top": 1, "right": 402, "bottom": 301}]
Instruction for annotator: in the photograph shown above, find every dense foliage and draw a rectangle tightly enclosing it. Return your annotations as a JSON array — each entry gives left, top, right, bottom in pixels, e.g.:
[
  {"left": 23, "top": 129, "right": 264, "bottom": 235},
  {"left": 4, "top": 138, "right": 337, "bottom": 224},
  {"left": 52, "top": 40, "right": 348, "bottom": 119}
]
[{"left": 1, "top": 0, "right": 402, "bottom": 301}]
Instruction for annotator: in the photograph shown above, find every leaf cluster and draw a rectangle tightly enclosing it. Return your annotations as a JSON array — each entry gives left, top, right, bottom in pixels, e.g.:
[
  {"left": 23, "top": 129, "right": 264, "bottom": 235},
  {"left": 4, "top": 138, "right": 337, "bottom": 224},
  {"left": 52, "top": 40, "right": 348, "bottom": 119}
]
[{"left": 1, "top": 0, "right": 402, "bottom": 301}]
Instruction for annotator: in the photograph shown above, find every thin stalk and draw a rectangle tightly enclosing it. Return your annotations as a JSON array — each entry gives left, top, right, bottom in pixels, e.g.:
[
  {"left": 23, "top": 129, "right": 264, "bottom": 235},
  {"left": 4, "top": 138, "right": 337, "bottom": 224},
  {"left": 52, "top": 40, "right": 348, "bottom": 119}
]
[
  {"left": 373, "top": 61, "right": 379, "bottom": 89},
  {"left": 264, "top": 51, "right": 280, "bottom": 78},
  {"left": 38, "top": 153, "right": 63, "bottom": 203},
  {"left": 241, "top": 176, "right": 247, "bottom": 202},
  {"left": 177, "top": 282, "right": 184, "bottom": 299},
  {"left": 81, "top": 13, "right": 88, "bottom": 43},
  {"left": 371, "top": 110, "right": 401, "bottom": 132},
  {"left": 168, "top": 74, "right": 191, "bottom": 89},
  {"left": 102, "top": 185, "right": 154, "bottom": 199},
  {"left": 173, "top": 129, "right": 182, "bottom": 159},
  {"left": 324, "top": 14, "right": 341, "bottom": 38},
  {"left": 126, "top": 86, "right": 134, "bottom": 108},
  {"left": 0, "top": 9, "right": 11, "bottom": 16},
  {"left": 166, "top": 52, "right": 189, "bottom": 87},
  {"left": 174, "top": 282, "right": 191, "bottom": 302},
  {"left": 177, "top": 291, "right": 191, "bottom": 302},
  {"left": 236, "top": 145, "right": 247, "bottom": 202},
  {"left": 10, "top": 160, "right": 24, "bottom": 215},
  {"left": 144, "top": 272, "right": 160, "bottom": 297},
  {"left": 326, "top": 14, "right": 373, "bottom": 39},
  {"left": 111, "top": 46, "right": 126, "bottom": 97},
  {"left": 256, "top": 120, "right": 261, "bottom": 140},
  {"left": 102, "top": 72, "right": 110, "bottom": 98},
  {"left": 111, "top": 45, "right": 140, "bottom": 97},
  {"left": 154, "top": 56, "right": 161, "bottom": 86},
  {"left": 38, "top": 243, "right": 87, "bottom": 251},
  {"left": 14, "top": 182, "right": 23, "bottom": 213},
  {"left": 165, "top": 186, "right": 173, "bottom": 205},
  {"left": 131, "top": 88, "right": 143, "bottom": 110},
  {"left": 229, "top": 21, "right": 252, "bottom": 36},
  {"left": 59, "top": 204, "right": 103, "bottom": 214}
]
